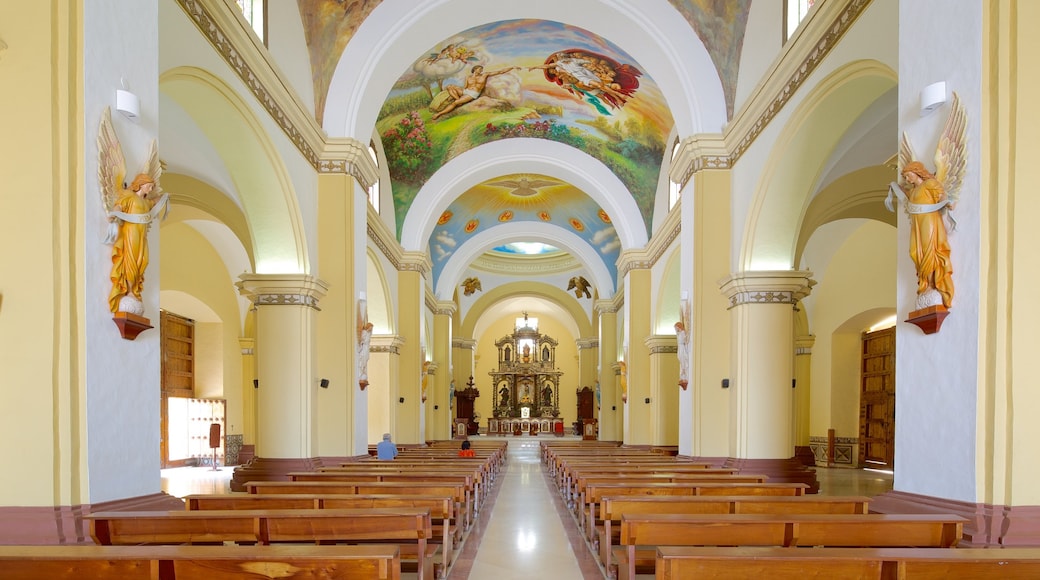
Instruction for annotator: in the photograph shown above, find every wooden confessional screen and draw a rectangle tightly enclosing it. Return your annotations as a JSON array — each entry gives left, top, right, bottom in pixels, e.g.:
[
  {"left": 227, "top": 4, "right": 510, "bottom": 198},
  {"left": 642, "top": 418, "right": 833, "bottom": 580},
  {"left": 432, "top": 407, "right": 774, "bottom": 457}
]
[{"left": 859, "top": 326, "right": 895, "bottom": 469}]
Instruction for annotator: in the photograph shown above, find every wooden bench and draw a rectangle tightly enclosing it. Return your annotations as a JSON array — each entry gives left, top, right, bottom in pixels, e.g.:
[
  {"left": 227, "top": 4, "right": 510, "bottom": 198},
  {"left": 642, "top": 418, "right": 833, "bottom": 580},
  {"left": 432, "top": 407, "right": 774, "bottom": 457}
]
[
  {"left": 616, "top": 513, "right": 966, "bottom": 580},
  {"left": 289, "top": 471, "right": 479, "bottom": 513},
  {"left": 595, "top": 495, "right": 871, "bottom": 567},
  {"left": 655, "top": 546, "right": 1040, "bottom": 579},
  {"left": 0, "top": 544, "right": 401, "bottom": 580},
  {"left": 581, "top": 482, "right": 808, "bottom": 536},
  {"left": 88, "top": 508, "right": 435, "bottom": 580},
  {"left": 559, "top": 462, "right": 725, "bottom": 492},
  {"left": 246, "top": 480, "right": 472, "bottom": 529},
  {"left": 184, "top": 493, "right": 458, "bottom": 574}
]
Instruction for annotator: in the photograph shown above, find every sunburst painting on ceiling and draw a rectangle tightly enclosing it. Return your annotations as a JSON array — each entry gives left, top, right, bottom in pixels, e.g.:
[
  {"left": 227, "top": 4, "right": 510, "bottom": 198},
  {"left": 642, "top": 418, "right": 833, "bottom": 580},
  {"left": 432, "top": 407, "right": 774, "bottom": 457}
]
[
  {"left": 429, "top": 174, "right": 621, "bottom": 289},
  {"left": 376, "top": 19, "right": 674, "bottom": 239}
]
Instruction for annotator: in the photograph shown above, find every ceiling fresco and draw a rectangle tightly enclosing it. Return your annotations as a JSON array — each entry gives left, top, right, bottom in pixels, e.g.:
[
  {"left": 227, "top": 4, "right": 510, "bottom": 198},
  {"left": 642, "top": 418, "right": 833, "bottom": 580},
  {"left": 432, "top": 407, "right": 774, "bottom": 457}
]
[
  {"left": 667, "top": 0, "right": 752, "bottom": 119},
  {"left": 376, "top": 19, "right": 674, "bottom": 240},
  {"left": 430, "top": 173, "right": 620, "bottom": 289}
]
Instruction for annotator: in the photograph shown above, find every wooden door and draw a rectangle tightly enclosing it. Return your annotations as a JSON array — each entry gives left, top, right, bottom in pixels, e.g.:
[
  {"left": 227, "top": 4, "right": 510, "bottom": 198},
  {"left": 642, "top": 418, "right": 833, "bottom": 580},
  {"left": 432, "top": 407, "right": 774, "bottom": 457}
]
[
  {"left": 160, "top": 311, "right": 195, "bottom": 468},
  {"left": 859, "top": 327, "right": 895, "bottom": 469}
]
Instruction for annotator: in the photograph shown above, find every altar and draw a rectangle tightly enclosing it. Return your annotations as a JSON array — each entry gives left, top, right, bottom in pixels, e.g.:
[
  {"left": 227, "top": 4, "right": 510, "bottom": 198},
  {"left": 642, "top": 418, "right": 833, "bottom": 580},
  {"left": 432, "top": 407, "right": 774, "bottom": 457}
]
[
  {"left": 490, "top": 313, "right": 563, "bottom": 424},
  {"left": 486, "top": 417, "right": 565, "bottom": 436}
]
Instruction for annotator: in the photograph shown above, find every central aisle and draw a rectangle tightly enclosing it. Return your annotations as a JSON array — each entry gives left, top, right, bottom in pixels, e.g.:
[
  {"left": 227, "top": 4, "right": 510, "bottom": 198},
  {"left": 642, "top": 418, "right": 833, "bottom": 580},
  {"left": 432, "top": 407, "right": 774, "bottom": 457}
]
[{"left": 450, "top": 438, "right": 603, "bottom": 579}]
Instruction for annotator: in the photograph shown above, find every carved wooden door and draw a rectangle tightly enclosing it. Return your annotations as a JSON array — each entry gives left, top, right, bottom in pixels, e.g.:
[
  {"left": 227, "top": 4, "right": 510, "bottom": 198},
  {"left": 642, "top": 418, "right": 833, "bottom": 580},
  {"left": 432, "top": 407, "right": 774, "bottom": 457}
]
[
  {"left": 859, "top": 327, "right": 895, "bottom": 469},
  {"left": 161, "top": 310, "right": 195, "bottom": 468}
]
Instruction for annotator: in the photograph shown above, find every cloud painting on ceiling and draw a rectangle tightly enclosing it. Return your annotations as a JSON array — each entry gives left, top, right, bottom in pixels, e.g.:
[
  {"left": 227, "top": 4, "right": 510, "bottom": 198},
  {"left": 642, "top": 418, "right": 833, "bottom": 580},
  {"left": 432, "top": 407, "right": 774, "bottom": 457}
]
[
  {"left": 377, "top": 19, "right": 673, "bottom": 239},
  {"left": 429, "top": 174, "right": 620, "bottom": 290}
]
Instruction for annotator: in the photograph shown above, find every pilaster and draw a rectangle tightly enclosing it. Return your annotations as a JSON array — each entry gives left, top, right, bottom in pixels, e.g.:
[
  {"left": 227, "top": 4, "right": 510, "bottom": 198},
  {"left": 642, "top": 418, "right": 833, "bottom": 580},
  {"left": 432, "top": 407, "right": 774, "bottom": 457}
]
[
  {"left": 645, "top": 335, "right": 679, "bottom": 446},
  {"left": 396, "top": 253, "right": 428, "bottom": 444},
  {"left": 595, "top": 301, "right": 620, "bottom": 441},
  {"left": 622, "top": 266, "right": 652, "bottom": 445},
  {"left": 429, "top": 301, "right": 455, "bottom": 440}
]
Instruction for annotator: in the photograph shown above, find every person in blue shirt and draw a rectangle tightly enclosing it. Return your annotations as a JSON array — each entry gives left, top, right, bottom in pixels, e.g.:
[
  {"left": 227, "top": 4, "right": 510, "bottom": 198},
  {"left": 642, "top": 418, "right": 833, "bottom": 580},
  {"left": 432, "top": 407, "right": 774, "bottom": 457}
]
[{"left": 376, "top": 432, "right": 398, "bottom": 460}]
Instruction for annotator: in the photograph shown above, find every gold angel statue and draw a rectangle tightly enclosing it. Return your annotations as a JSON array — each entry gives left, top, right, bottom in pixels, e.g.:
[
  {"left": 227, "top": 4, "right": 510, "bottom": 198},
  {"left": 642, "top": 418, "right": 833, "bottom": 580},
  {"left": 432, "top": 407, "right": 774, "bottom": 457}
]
[
  {"left": 98, "top": 107, "right": 168, "bottom": 316},
  {"left": 567, "top": 275, "right": 592, "bottom": 299},
  {"left": 461, "top": 276, "right": 482, "bottom": 296},
  {"left": 887, "top": 92, "right": 967, "bottom": 311}
]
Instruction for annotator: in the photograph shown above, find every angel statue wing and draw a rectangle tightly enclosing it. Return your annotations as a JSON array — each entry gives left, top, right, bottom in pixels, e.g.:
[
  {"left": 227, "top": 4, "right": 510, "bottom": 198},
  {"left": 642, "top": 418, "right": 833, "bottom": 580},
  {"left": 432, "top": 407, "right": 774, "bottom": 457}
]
[
  {"left": 933, "top": 91, "right": 967, "bottom": 207},
  {"left": 97, "top": 107, "right": 127, "bottom": 214}
]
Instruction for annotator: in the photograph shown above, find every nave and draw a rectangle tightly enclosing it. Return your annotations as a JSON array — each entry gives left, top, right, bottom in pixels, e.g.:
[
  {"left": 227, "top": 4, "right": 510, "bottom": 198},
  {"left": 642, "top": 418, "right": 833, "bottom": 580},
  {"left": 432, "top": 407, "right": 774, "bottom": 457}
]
[{"left": 163, "top": 437, "right": 894, "bottom": 579}]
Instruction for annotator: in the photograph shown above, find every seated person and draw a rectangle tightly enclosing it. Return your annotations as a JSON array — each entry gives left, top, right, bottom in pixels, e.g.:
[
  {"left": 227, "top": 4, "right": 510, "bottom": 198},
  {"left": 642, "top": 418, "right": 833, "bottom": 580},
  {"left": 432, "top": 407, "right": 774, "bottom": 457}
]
[
  {"left": 376, "top": 432, "right": 398, "bottom": 460},
  {"left": 458, "top": 440, "right": 475, "bottom": 458}
]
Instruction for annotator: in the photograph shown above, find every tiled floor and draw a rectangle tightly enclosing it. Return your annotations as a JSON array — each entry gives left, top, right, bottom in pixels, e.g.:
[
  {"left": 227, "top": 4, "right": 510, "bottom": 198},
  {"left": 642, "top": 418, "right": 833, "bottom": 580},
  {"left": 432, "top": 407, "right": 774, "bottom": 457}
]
[{"left": 161, "top": 441, "right": 894, "bottom": 580}]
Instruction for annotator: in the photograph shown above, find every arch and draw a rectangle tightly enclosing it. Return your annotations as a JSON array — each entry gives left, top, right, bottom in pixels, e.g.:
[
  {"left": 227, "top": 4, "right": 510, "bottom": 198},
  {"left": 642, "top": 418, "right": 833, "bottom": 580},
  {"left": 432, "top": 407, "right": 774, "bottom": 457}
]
[
  {"left": 324, "top": 0, "right": 725, "bottom": 138},
  {"left": 159, "top": 66, "right": 309, "bottom": 274},
  {"left": 162, "top": 173, "right": 255, "bottom": 270},
  {"left": 435, "top": 221, "right": 614, "bottom": 300},
  {"left": 402, "top": 139, "right": 647, "bottom": 252},
  {"left": 365, "top": 247, "right": 395, "bottom": 334},
  {"left": 742, "top": 60, "right": 897, "bottom": 270},
  {"left": 460, "top": 282, "right": 594, "bottom": 340}
]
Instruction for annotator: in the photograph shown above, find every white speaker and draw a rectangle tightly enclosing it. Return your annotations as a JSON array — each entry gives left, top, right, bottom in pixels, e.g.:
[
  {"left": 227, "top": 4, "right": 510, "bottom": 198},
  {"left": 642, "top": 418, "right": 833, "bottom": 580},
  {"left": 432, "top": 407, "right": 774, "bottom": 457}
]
[{"left": 116, "top": 89, "right": 139, "bottom": 120}]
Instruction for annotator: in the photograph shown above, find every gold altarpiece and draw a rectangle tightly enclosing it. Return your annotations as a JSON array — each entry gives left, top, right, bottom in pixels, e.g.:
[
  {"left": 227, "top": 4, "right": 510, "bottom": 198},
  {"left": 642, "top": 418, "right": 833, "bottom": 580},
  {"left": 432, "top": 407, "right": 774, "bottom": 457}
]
[{"left": 490, "top": 314, "right": 562, "bottom": 420}]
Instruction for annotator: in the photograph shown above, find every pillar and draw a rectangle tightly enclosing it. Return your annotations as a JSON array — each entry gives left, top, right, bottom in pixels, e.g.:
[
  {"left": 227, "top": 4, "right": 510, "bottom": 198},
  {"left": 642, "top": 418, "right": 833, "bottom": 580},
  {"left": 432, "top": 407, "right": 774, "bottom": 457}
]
[
  {"left": 620, "top": 263, "right": 652, "bottom": 445},
  {"left": 367, "top": 334, "right": 402, "bottom": 444},
  {"left": 720, "top": 271, "right": 814, "bottom": 459},
  {"left": 396, "top": 253, "right": 428, "bottom": 444},
  {"left": 427, "top": 301, "right": 455, "bottom": 441},
  {"left": 596, "top": 301, "right": 620, "bottom": 441},
  {"left": 645, "top": 335, "right": 680, "bottom": 446},
  {"left": 238, "top": 337, "right": 257, "bottom": 454}
]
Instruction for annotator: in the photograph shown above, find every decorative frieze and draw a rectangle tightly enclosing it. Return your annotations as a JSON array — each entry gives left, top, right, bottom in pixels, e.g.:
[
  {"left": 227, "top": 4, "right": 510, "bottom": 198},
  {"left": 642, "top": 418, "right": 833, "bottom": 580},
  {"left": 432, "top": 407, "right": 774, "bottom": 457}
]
[
  {"left": 809, "top": 435, "right": 858, "bottom": 466},
  {"left": 720, "top": 271, "right": 815, "bottom": 309},
  {"left": 434, "top": 301, "right": 457, "bottom": 317},
  {"left": 452, "top": 338, "right": 476, "bottom": 350},
  {"left": 576, "top": 338, "right": 599, "bottom": 350},
  {"left": 594, "top": 297, "right": 622, "bottom": 315},
  {"left": 236, "top": 274, "right": 329, "bottom": 310}
]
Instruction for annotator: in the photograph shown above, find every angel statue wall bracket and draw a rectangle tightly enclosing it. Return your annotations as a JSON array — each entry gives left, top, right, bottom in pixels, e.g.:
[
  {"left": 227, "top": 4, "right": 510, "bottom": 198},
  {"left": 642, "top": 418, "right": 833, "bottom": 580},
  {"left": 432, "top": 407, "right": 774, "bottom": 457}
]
[
  {"left": 885, "top": 92, "right": 967, "bottom": 335},
  {"left": 98, "top": 107, "right": 169, "bottom": 340}
]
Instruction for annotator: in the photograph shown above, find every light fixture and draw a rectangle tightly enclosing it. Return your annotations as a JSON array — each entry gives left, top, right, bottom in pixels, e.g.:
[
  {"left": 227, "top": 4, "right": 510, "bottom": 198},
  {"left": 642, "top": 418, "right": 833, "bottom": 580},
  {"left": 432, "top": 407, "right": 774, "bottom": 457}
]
[{"left": 920, "top": 81, "right": 946, "bottom": 116}]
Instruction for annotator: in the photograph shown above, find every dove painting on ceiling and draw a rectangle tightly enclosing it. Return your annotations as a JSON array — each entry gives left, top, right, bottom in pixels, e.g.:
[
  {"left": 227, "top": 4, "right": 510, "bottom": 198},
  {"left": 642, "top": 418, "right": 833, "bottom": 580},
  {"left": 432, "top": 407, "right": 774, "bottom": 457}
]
[
  {"left": 376, "top": 19, "right": 673, "bottom": 239},
  {"left": 430, "top": 173, "right": 621, "bottom": 290}
]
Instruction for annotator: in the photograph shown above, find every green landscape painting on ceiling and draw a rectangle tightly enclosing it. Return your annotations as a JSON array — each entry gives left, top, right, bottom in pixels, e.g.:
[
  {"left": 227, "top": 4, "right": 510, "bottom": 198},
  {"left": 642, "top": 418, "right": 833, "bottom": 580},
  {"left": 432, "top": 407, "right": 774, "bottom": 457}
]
[{"left": 376, "top": 19, "right": 674, "bottom": 239}]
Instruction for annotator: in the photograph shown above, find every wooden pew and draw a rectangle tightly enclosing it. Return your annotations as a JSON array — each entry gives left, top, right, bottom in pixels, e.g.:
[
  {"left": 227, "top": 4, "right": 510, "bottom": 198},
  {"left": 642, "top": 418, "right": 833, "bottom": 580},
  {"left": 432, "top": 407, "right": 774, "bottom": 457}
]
[
  {"left": 0, "top": 545, "right": 401, "bottom": 580},
  {"left": 246, "top": 480, "right": 472, "bottom": 529},
  {"left": 572, "top": 473, "right": 768, "bottom": 520},
  {"left": 184, "top": 493, "right": 458, "bottom": 574},
  {"left": 581, "top": 482, "right": 808, "bottom": 536},
  {"left": 616, "top": 513, "right": 966, "bottom": 580},
  {"left": 288, "top": 471, "right": 479, "bottom": 514},
  {"left": 595, "top": 495, "right": 871, "bottom": 567},
  {"left": 655, "top": 546, "right": 1040, "bottom": 579},
  {"left": 558, "top": 462, "right": 726, "bottom": 493},
  {"left": 88, "top": 508, "right": 435, "bottom": 580}
]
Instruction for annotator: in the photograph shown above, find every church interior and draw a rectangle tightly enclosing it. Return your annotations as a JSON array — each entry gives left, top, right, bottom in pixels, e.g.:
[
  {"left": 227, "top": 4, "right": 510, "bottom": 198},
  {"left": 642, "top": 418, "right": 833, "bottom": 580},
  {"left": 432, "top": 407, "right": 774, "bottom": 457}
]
[{"left": 4, "top": 0, "right": 1040, "bottom": 573}]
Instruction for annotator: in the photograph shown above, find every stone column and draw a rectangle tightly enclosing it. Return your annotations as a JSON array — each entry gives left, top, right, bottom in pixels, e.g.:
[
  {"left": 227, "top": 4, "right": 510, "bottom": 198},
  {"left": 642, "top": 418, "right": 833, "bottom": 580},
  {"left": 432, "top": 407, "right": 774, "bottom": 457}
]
[
  {"left": 427, "top": 301, "right": 455, "bottom": 441},
  {"left": 596, "top": 300, "right": 620, "bottom": 441},
  {"left": 645, "top": 334, "right": 679, "bottom": 446},
  {"left": 396, "top": 252, "right": 428, "bottom": 444}
]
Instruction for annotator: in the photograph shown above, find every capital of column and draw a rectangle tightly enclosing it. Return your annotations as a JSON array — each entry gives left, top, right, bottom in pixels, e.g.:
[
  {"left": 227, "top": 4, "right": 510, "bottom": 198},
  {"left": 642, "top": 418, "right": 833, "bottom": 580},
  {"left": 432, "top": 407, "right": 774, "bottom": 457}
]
[
  {"left": 576, "top": 338, "right": 599, "bottom": 350},
  {"left": 318, "top": 137, "right": 378, "bottom": 189},
  {"left": 452, "top": 338, "right": 477, "bottom": 350},
  {"left": 795, "top": 334, "right": 816, "bottom": 355},
  {"left": 719, "top": 270, "right": 815, "bottom": 310},
  {"left": 236, "top": 273, "right": 329, "bottom": 309},
  {"left": 617, "top": 248, "right": 653, "bottom": 280},
  {"left": 399, "top": 251, "right": 431, "bottom": 275},
  {"left": 372, "top": 334, "right": 404, "bottom": 354},
  {"left": 669, "top": 134, "right": 730, "bottom": 190},
  {"left": 434, "top": 300, "right": 457, "bottom": 317},
  {"left": 239, "top": 337, "right": 255, "bottom": 355},
  {"left": 595, "top": 298, "right": 621, "bottom": 315},
  {"left": 644, "top": 334, "right": 678, "bottom": 354}
]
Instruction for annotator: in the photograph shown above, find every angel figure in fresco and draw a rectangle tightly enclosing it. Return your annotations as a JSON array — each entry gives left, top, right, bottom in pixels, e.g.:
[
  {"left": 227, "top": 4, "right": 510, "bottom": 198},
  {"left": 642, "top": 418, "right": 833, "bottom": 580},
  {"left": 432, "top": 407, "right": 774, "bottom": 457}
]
[
  {"left": 529, "top": 50, "right": 641, "bottom": 114},
  {"left": 98, "top": 107, "right": 169, "bottom": 316},
  {"left": 886, "top": 92, "right": 967, "bottom": 312},
  {"left": 423, "top": 43, "right": 476, "bottom": 66},
  {"left": 567, "top": 276, "right": 592, "bottom": 299},
  {"left": 357, "top": 297, "right": 374, "bottom": 389},
  {"left": 461, "top": 277, "right": 482, "bottom": 296}
]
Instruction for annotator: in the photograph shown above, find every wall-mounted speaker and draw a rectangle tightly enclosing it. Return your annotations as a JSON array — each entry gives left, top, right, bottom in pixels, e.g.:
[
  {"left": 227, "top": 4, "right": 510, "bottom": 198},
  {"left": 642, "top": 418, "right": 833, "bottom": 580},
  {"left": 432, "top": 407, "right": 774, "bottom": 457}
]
[
  {"left": 319, "top": 378, "right": 330, "bottom": 389},
  {"left": 721, "top": 378, "right": 730, "bottom": 389},
  {"left": 399, "top": 397, "right": 405, "bottom": 403}
]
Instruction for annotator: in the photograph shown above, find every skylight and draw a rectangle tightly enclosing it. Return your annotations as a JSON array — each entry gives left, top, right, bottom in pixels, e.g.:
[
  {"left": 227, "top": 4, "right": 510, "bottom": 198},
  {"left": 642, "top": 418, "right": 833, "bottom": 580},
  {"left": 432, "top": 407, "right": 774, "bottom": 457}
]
[{"left": 493, "top": 242, "right": 559, "bottom": 255}]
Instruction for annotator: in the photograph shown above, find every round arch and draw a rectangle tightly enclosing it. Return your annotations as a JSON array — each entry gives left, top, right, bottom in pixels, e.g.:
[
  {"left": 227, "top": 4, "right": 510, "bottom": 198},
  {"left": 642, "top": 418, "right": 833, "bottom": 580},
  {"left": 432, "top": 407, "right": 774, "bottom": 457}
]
[
  {"left": 365, "top": 247, "right": 395, "bottom": 334},
  {"left": 324, "top": 0, "right": 725, "bottom": 138},
  {"left": 159, "top": 66, "right": 309, "bottom": 274},
  {"left": 401, "top": 139, "right": 647, "bottom": 253},
  {"left": 741, "top": 60, "right": 897, "bottom": 270},
  {"left": 435, "top": 221, "right": 614, "bottom": 300},
  {"left": 460, "top": 281, "right": 594, "bottom": 340}
]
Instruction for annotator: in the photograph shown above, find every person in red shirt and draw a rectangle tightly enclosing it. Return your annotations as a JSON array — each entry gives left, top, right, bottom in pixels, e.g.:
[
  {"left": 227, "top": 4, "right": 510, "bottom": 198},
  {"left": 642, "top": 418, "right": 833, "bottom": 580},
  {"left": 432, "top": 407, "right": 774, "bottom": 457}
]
[{"left": 458, "top": 440, "right": 475, "bottom": 458}]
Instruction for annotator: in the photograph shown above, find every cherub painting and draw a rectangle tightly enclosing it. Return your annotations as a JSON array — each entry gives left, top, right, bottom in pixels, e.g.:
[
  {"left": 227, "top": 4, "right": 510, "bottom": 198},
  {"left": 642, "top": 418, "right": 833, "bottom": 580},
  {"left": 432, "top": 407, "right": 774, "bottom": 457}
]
[
  {"left": 97, "top": 107, "right": 168, "bottom": 317},
  {"left": 887, "top": 92, "right": 967, "bottom": 313},
  {"left": 529, "top": 49, "right": 641, "bottom": 114}
]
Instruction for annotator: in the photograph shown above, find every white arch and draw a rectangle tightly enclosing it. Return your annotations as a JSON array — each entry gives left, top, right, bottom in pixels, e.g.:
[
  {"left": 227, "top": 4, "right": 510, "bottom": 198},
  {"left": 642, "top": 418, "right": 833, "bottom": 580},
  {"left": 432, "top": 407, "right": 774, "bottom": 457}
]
[
  {"left": 324, "top": 0, "right": 725, "bottom": 138},
  {"left": 435, "top": 222, "right": 614, "bottom": 300},
  {"left": 400, "top": 139, "right": 646, "bottom": 252}
]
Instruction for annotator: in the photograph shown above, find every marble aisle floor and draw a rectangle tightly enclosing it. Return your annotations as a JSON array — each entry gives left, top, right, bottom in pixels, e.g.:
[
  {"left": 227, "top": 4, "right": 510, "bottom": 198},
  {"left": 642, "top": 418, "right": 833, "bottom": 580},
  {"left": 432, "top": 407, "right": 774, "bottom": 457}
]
[{"left": 160, "top": 441, "right": 894, "bottom": 580}]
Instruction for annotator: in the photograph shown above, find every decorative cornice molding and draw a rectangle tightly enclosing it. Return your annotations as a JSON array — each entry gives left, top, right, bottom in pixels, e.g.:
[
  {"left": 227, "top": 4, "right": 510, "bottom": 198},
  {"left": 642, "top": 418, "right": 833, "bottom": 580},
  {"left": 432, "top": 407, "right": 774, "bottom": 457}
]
[
  {"left": 594, "top": 298, "right": 621, "bottom": 315},
  {"left": 238, "top": 338, "right": 255, "bottom": 356},
  {"left": 399, "top": 251, "right": 431, "bottom": 275},
  {"left": 371, "top": 334, "right": 404, "bottom": 354},
  {"left": 795, "top": 334, "right": 816, "bottom": 355},
  {"left": 236, "top": 274, "right": 329, "bottom": 309},
  {"left": 617, "top": 248, "right": 652, "bottom": 279},
  {"left": 576, "top": 338, "right": 599, "bottom": 350},
  {"left": 175, "top": 0, "right": 326, "bottom": 169},
  {"left": 434, "top": 300, "right": 457, "bottom": 316},
  {"left": 424, "top": 291, "right": 437, "bottom": 313},
  {"left": 645, "top": 334, "right": 678, "bottom": 354},
  {"left": 452, "top": 338, "right": 477, "bottom": 350},
  {"left": 471, "top": 251, "right": 581, "bottom": 275},
  {"left": 371, "top": 344, "right": 400, "bottom": 355},
  {"left": 726, "top": 0, "right": 872, "bottom": 165},
  {"left": 321, "top": 138, "right": 378, "bottom": 188},
  {"left": 615, "top": 203, "right": 680, "bottom": 279},
  {"left": 719, "top": 271, "right": 816, "bottom": 309},
  {"left": 367, "top": 204, "right": 403, "bottom": 270},
  {"left": 670, "top": 134, "right": 731, "bottom": 189}
]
